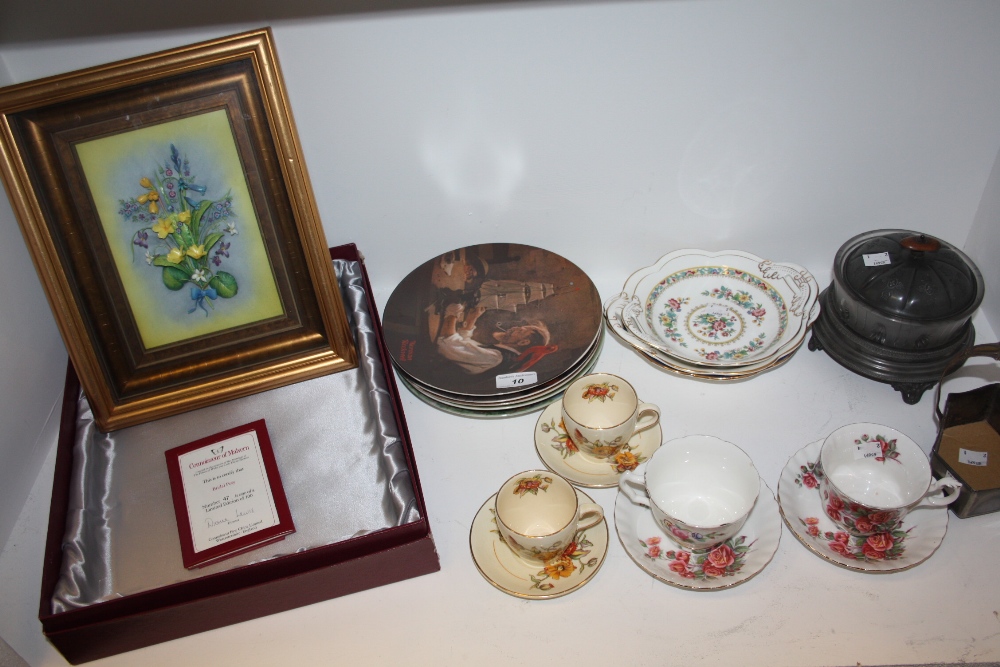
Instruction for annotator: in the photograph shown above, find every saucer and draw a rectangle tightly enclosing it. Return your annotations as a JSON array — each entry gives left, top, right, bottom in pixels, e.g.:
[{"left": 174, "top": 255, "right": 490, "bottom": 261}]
[
  {"left": 470, "top": 488, "right": 609, "bottom": 599},
  {"left": 534, "top": 399, "right": 662, "bottom": 488},
  {"left": 615, "top": 477, "right": 781, "bottom": 590},
  {"left": 777, "top": 439, "right": 949, "bottom": 573}
]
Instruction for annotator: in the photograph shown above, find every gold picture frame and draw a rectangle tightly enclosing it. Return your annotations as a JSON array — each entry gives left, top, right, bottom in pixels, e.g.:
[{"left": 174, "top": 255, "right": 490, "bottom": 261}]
[{"left": 0, "top": 28, "right": 357, "bottom": 431}]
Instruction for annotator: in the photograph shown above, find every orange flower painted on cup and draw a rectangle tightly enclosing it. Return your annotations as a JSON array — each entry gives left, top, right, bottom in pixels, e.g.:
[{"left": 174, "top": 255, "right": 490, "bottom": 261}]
[
  {"left": 613, "top": 450, "right": 640, "bottom": 473},
  {"left": 512, "top": 475, "right": 552, "bottom": 496},
  {"left": 581, "top": 382, "right": 618, "bottom": 402}
]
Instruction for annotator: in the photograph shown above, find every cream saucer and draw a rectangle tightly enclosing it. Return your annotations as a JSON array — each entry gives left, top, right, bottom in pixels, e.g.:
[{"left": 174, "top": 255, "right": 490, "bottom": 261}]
[
  {"left": 534, "top": 399, "right": 663, "bottom": 488},
  {"left": 615, "top": 477, "right": 781, "bottom": 590},
  {"left": 470, "top": 489, "right": 609, "bottom": 599},
  {"left": 778, "top": 439, "right": 949, "bottom": 573}
]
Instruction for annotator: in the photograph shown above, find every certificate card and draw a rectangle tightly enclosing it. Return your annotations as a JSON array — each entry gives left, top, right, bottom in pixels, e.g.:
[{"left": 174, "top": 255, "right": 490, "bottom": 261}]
[{"left": 165, "top": 420, "right": 294, "bottom": 569}]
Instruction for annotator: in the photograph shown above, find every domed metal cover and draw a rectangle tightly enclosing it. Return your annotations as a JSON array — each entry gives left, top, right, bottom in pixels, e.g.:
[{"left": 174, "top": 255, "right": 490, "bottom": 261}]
[{"left": 838, "top": 229, "right": 983, "bottom": 322}]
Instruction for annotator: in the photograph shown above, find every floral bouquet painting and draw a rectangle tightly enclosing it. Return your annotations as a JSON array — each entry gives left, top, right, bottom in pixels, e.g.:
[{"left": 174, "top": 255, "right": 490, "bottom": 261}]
[{"left": 120, "top": 144, "right": 240, "bottom": 316}]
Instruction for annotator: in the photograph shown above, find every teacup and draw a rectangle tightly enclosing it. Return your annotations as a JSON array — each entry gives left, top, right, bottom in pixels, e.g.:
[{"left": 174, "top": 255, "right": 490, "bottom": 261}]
[
  {"left": 619, "top": 435, "right": 759, "bottom": 552},
  {"left": 561, "top": 373, "right": 660, "bottom": 460},
  {"left": 494, "top": 470, "right": 604, "bottom": 564},
  {"left": 816, "top": 423, "right": 961, "bottom": 536}
]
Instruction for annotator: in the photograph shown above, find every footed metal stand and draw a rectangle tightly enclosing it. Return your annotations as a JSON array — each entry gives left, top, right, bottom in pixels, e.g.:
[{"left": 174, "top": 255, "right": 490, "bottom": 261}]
[{"left": 808, "top": 288, "right": 974, "bottom": 405}]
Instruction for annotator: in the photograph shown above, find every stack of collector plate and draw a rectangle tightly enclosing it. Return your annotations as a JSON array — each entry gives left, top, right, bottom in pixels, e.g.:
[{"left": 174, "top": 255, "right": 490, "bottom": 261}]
[
  {"left": 382, "top": 243, "right": 604, "bottom": 417},
  {"left": 605, "top": 249, "right": 819, "bottom": 380}
]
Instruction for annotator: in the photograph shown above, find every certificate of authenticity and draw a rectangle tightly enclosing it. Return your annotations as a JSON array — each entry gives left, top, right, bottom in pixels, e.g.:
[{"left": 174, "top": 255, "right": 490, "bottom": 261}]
[{"left": 166, "top": 420, "right": 294, "bottom": 568}]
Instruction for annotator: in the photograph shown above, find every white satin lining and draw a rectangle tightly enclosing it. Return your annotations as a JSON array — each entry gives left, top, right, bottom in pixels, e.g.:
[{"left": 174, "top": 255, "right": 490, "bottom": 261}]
[{"left": 51, "top": 260, "right": 419, "bottom": 612}]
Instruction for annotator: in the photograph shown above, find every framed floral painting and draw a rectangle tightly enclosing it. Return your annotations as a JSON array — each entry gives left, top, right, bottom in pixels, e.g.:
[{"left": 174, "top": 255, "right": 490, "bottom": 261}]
[{"left": 0, "top": 29, "right": 357, "bottom": 431}]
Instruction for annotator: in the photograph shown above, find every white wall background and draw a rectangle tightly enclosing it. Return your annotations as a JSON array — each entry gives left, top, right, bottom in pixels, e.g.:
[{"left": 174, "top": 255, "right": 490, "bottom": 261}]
[{"left": 1, "top": 0, "right": 1000, "bottom": 550}]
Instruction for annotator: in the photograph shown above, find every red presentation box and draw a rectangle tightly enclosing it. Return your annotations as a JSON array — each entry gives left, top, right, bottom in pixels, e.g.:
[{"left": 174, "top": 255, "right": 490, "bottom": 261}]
[{"left": 38, "top": 244, "right": 439, "bottom": 663}]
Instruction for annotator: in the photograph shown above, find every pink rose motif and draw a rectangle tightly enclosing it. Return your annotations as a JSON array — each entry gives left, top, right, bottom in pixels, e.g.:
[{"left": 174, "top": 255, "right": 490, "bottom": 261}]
[
  {"left": 668, "top": 560, "right": 690, "bottom": 575},
  {"left": 702, "top": 563, "right": 726, "bottom": 577},
  {"left": 804, "top": 517, "right": 819, "bottom": 526},
  {"left": 807, "top": 525, "right": 820, "bottom": 537},
  {"left": 675, "top": 550, "right": 691, "bottom": 564},
  {"left": 829, "top": 541, "right": 850, "bottom": 556},
  {"left": 868, "top": 511, "right": 895, "bottom": 526},
  {"left": 834, "top": 532, "right": 850, "bottom": 544},
  {"left": 865, "top": 533, "right": 894, "bottom": 553},
  {"left": 750, "top": 308, "right": 765, "bottom": 318},
  {"left": 648, "top": 546, "right": 661, "bottom": 558},
  {"left": 862, "top": 543, "right": 887, "bottom": 560},
  {"left": 646, "top": 536, "right": 661, "bottom": 546},
  {"left": 704, "top": 352, "right": 720, "bottom": 361},
  {"left": 712, "top": 320, "right": 727, "bottom": 332},
  {"left": 825, "top": 504, "right": 842, "bottom": 522},
  {"left": 671, "top": 526, "right": 691, "bottom": 542},
  {"left": 802, "top": 473, "right": 818, "bottom": 489},
  {"left": 706, "top": 544, "right": 736, "bottom": 569},
  {"left": 667, "top": 298, "right": 682, "bottom": 310},
  {"left": 854, "top": 518, "right": 873, "bottom": 534},
  {"left": 827, "top": 495, "right": 845, "bottom": 511}
]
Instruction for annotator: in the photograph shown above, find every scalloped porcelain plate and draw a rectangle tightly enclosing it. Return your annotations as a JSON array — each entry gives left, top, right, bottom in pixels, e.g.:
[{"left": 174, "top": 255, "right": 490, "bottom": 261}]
[
  {"left": 621, "top": 250, "right": 816, "bottom": 367},
  {"left": 778, "top": 439, "right": 949, "bottom": 573},
  {"left": 605, "top": 292, "right": 816, "bottom": 380},
  {"left": 470, "top": 489, "right": 609, "bottom": 598},
  {"left": 615, "top": 477, "right": 781, "bottom": 590}
]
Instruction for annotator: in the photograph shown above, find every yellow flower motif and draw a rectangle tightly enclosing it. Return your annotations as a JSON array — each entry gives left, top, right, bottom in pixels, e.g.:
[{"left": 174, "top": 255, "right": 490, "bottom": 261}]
[
  {"left": 139, "top": 177, "right": 153, "bottom": 189},
  {"left": 186, "top": 245, "right": 206, "bottom": 260},
  {"left": 543, "top": 557, "right": 576, "bottom": 580},
  {"left": 177, "top": 210, "right": 191, "bottom": 225},
  {"left": 166, "top": 247, "right": 186, "bottom": 264},
  {"left": 137, "top": 191, "right": 159, "bottom": 214},
  {"left": 151, "top": 217, "right": 176, "bottom": 239}
]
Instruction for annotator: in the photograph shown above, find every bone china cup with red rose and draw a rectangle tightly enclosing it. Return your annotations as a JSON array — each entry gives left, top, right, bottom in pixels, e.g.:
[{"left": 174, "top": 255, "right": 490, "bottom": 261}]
[
  {"left": 816, "top": 423, "right": 961, "bottom": 536},
  {"left": 561, "top": 373, "right": 661, "bottom": 460},
  {"left": 619, "top": 435, "right": 759, "bottom": 552},
  {"left": 494, "top": 470, "right": 604, "bottom": 564}
]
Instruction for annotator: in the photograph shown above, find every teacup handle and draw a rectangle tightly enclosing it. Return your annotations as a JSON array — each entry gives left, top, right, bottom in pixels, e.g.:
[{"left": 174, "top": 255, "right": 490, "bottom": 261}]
[
  {"left": 633, "top": 403, "right": 661, "bottom": 436},
  {"left": 577, "top": 502, "right": 605, "bottom": 532},
  {"left": 618, "top": 470, "right": 652, "bottom": 508},
  {"left": 915, "top": 475, "right": 962, "bottom": 509}
]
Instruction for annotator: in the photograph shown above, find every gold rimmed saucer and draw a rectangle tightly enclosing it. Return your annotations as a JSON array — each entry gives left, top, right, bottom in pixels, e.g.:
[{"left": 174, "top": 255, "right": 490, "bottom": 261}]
[
  {"left": 469, "top": 489, "right": 609, "bottom": 599},
  {"left": 534, "top": 399, "right": 662, "bottom": 488}
]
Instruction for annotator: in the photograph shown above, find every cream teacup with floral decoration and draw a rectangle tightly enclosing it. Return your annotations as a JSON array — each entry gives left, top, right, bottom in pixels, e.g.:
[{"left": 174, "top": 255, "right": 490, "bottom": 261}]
[
  {"left": 816, "top": 423, "right": 961, "bottom": 537},
  {"left": 619, "top": 435, "right": 759, "bottom": 552},
  {"left": 494, "top": 470, "right": 604, "bottom": 564},
  {"left": 561, "top": 373, "right": 660, "bottom": 460}
]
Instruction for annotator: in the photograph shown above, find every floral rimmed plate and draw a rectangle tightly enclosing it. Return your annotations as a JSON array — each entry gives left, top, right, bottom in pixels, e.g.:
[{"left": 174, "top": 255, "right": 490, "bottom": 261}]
[
  {"left": 621, "top": 250, "right": 816, "bottom": 367},
  {"left": 470, "top": 489, "right": 609, "bottom": 599},
  {"left": 534, "top": 399, "right": 662, "bottom": 488},
  {"left": 615, "top": 478, "right": 781, "bottom": 590},
  {"left": 777, "top": 439, "right": 949, "bottom": 573},
  {"left": 605, "top": 293, "right": 814, "bottom": 381}
]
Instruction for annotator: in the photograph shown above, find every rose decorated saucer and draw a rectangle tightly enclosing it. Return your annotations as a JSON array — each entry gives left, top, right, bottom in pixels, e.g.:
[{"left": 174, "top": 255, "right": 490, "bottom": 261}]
[
  {"left": 470, "top": 489, "right": 609, "bottom": 599},
  {"left": 534, "top": 399, "right": 662, "bottom": 488},
  {"left": 777, "top": 439, "right": 949, "bottom": 573},
  {"left": 614, "top": 477, "right": 781, "bottom": 591}
]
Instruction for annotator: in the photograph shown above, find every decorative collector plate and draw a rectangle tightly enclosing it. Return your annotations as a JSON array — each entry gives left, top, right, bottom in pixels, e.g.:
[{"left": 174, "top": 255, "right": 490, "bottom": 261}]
[
  {"left": 615, "top": 478, "right": 781, "bottom": 590},
  {"left": 534, "top": 398, "right": 662, "bottom": 488},
  {"left": 382, "top": 243, "right": 602, "bottom": 398},
  {"left": 778, "top": 439, "right": 949, "bottom": 573},
  {"left": 470, "top": 489, "right": 609, "bottom": 599}
]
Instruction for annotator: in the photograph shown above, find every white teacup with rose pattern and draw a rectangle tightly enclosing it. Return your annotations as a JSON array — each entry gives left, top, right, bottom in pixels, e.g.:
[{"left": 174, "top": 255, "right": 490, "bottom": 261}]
[
  {"left": 619, "top": 435, "right": 759, "bottom": 552},
  {"left": 494, "top": 470, "right": 604, "bottom": 564},
  {"left": 561, "top": 373, "right": 660, "bottom": 460},
  {"left": 816, "top": 423, "right": 961, "bottom": 537}
]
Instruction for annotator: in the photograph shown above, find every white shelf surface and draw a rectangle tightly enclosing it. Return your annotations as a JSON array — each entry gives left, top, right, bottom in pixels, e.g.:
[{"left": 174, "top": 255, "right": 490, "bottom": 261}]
[{"left": 2, "top": 289, "right": 999, "bottom": 666}]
